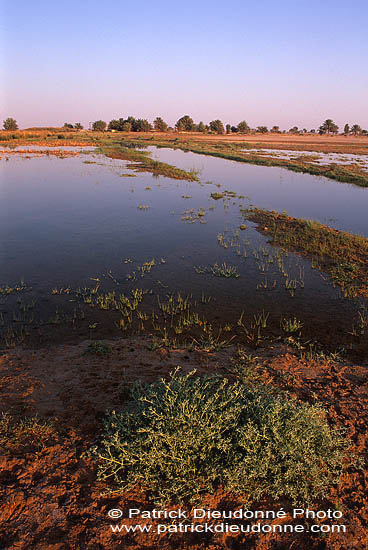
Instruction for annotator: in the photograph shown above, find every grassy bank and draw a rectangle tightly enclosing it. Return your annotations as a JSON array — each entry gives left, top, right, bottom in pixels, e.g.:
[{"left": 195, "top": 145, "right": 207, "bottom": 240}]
[
  {"left": 243, "top": 207, "right": 368, "bottom": 298},
  {"left": 98, "top": 144, "right": 199, "bottom": 181}
]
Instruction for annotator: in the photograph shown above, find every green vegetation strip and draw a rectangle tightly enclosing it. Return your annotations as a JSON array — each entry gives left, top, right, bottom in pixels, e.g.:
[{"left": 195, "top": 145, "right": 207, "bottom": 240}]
[
  {"left": 243, "top": 208, "right": 368, "bottom": 298},
  {"left": 91, "top": 369, "right": 349, "bottom": 505},
  {"left": 98, "top": 145, "right": 199, "bottom": 181}
]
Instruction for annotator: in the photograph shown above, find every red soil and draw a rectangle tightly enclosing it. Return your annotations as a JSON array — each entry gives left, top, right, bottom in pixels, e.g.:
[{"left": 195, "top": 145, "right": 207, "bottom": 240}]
[{"left": 0, "top": 338, "right": 367, "bottom": 549}]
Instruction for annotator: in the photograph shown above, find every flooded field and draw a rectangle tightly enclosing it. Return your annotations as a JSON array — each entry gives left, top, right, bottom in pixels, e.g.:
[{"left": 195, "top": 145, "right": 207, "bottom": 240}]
[
  {"left": 0, "top": 147, "right": 366, "bottom": 351},
  {"left": 149, "top": 146, "right": 368, "bottom": 234},
  {"left": 241, "top": 148, "right": 368, "bottom": 171}
]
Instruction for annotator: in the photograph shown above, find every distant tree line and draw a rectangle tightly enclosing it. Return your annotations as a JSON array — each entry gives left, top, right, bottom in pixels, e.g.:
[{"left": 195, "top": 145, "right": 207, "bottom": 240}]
[
  {"left": 107, "top": 117, "right": 153, "bottom": 132},
  {"left": 101, "top": 116, "right": 368, "bottom": 136},
  {"left": 316, "top": 119, "right": 366, "bottom": 136},
  {"left": 2, "top": 116, "right": 367, "bottom": 136},
  {"left": 63, "top": 122, "right": 84, "bottom": 130}
]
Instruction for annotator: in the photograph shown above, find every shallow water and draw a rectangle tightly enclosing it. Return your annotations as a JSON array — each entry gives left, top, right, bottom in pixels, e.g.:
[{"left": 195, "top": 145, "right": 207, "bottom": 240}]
[
  {"left": 148, "top": 146, "right": 368, "bottom": 235},
  {"left": 0, "top": 149, "right": 365, "bottom": 345}
]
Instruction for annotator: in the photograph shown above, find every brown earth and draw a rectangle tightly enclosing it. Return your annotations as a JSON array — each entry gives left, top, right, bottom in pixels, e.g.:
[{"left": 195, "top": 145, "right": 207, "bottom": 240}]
[{"left": 0, "top": 337, "right": 367, "bottom": 549}]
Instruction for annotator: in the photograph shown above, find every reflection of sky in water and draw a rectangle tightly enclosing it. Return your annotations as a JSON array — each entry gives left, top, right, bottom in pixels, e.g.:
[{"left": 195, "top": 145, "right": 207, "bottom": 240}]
[
  {"left": 148, "top": 146, "right": 368, "bottom": 235},
  {"left": 0, "top": 151, "right": 364, "bottom": 330}
]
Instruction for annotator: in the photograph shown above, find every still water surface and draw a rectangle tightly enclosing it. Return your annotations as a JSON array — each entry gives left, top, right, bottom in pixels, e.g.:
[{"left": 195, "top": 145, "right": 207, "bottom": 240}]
[{"left": 0, "top": 148, "right": 366, "bottom": 341}]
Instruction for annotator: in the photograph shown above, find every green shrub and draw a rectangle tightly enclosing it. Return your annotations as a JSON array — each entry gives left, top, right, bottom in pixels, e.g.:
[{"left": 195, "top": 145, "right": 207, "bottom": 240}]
[
  {"left": 83, "top": 341, "right": 111, "bottom": 357},
  {"left": 92, "top": 369, "right": 349, "bottom": 505}
]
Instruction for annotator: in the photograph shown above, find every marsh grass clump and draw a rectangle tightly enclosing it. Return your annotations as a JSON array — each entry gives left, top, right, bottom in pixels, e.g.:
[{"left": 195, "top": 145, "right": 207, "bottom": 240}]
[
  {"left": 0, "top": 413, "right": 57, "bottom": 455},
  {"left": 348, "top": 306, "right": 368, "bottom": 337},
  {"left": 281, "top": 316, "right": 303, "bottom": 334},
  {"left": 83, "top": 341, "right": 111, "bottom": 357},
  {"left": 210, "top": 192, "right": 225, "bottom": 200},
  {"left": 190, "top": 328, "right": 234, "bottom": 352},
  {"left": 194, "top": 262, "right": 240, "bottom": 278},
  {"left": 92, "top": 369, "right": 350, "bottom": 505},
  {"left": 237, "top": 309, "right": 269, "bottom": 347},
  {"left": 0, "top": 279, "right": 28, "bottom": 295}
]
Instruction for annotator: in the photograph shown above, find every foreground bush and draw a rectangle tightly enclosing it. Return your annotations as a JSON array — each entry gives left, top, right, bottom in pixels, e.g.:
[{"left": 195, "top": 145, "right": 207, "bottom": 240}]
[{"left": 92, "top": 370, "right": 349, "bottom": 504}]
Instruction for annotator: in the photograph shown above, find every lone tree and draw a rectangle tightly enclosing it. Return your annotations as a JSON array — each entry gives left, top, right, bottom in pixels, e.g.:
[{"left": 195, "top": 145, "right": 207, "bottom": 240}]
[
  {"left": 318, "top": 119, "right": 339, "bottom": 135},
  {"left": 226, "top": 124, "right": 231, "bottom": 134},
  {"left": 92, "top": 120, "right": 107, "bottom": 132},
  {"left": 108, "top": 117, "right": 139, "bottom": 131},
  {"left": 135, "top": 119, "right": 152, "bottom": 132},
  {"left": 125, "top": 116, "right": 137, "bottom": 131},
  {"left": 122, "top": 121, "right": 132, "bottom": 132},
  {"left": 197, "top": 121, "right": 206, "bottom": 133},
  {"left": 153, "top": 117, "right": 168, "bottom": 132},
  {"left": 350, "top": 124, "right": 362, "bottom": 136},
  {"left": 74, "top": 122, "right": 83, "bottom": 130},
  {"left": 209, "top": 119, "right": 225, "bottom": 134},
  {"left": 175, "top": 115, "right": 195, "bottom": 132},
  {"left": 257, "top": 126, "right": 268, "bottom": 133},
  {"left": 108, "top": 119, "right": 120, "bottom": 130},
  {"left": 63, "top": 123, "right": 73, "bottom": 129},
  {"left": 3, "top": 118, "right": 18, "bottom": 130},
  {"left": 237, "top": 120, "right": 250, "bottom": 134},
  {"left": 271, "top": 125, "right": 280, "bottom": 133}
]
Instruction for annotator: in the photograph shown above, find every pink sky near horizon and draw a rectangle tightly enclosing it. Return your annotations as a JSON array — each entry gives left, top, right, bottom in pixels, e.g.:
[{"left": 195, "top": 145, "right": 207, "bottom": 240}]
[{"left": 2, "top": 1, "right": 368, "bottom": 130}]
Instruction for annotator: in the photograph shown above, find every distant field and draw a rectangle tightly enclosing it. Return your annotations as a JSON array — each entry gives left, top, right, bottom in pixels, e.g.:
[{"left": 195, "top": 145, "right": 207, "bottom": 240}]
[
  {"left": 1, "top": 128, "right": 368, "bottom": 154},
  {"left": 162, "top": 131, "right": 368, "bottom": 154}
]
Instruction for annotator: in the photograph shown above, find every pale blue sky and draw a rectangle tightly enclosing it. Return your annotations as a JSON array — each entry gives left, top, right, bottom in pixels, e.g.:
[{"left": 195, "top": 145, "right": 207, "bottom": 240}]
[{"left": 2, "top": 0, "right": 368, "bottom": 129}]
